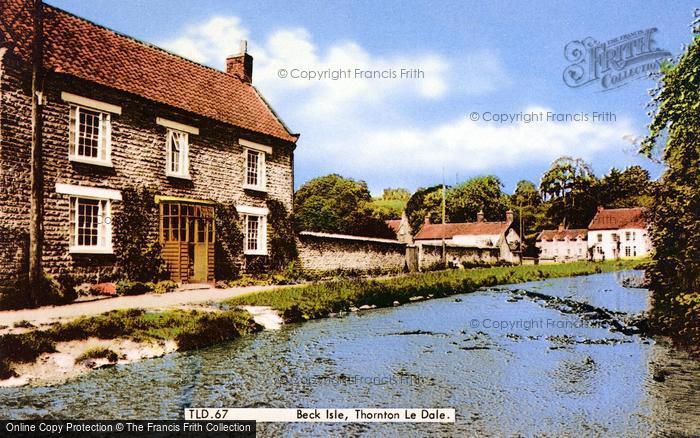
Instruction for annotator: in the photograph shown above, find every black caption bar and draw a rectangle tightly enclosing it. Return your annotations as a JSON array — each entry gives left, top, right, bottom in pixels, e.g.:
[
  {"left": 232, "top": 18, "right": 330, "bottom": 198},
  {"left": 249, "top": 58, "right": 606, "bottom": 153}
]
[{"left": 0, "top": 420, "right": 256, "bottom": 437}]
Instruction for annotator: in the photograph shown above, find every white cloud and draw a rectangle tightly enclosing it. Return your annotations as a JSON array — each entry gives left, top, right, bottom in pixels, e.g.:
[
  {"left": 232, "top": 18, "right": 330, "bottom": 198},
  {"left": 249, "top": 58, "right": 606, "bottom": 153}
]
[{"left": 160, "top": 16, "right": 632, "bottom": 194}]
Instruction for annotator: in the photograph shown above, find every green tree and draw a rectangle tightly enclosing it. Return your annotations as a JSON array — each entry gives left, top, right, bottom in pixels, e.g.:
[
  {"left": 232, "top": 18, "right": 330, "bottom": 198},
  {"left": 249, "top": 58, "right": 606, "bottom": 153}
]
[
  {"left": 512, "top": 180, "right": 541, "bottom": 207},
  {"left": 405, "top": 186, "right": 443, "bottom": 234},
  {"left": 446, "top": 175, "right": 509, "bottom": 222},
  {"left": 540, "top": 156, "right": 597, "bottom": 228},
  {"left": 640, "top": 19, "right": 700, "bottom": 346},
  {"left": 294, "top": 174, "right": 394, "bottom": 238},
  {"left": 595, "top": 165, "right": 654, "bottom": 208}
]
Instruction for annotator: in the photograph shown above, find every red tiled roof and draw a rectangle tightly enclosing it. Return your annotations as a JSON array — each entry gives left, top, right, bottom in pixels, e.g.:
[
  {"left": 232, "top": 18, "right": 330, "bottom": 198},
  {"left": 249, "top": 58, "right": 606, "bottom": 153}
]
[
  {"left": 385, "top": 219, "right": 402, "bottom": 233},
  {"left": 536, "top": 229, "right": 587, "bottom": 241},
  {"left": 0, "top": 0, "right": 297, "bottom": 143},
  {"left": 588, "top": 207, "right": 647, "bottom": 230},
  {"left": 414, "top": 221, "right": 510, "bottom": 240}
]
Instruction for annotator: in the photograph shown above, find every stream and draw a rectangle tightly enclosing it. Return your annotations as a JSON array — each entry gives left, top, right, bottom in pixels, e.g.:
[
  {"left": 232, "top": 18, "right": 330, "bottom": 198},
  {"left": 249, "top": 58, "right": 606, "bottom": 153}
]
[{"left": 1, "top": 270, "right": 699, "bottom": 436}]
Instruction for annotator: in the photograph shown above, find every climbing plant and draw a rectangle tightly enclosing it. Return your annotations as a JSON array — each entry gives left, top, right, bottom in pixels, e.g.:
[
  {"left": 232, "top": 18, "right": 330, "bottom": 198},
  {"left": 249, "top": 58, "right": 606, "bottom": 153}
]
[
  {"left": 214, "top": 203, "right": 244, "bottom": 280},
  {"left": 266, "top": 199, "right": 298, "bottom": 271},
  {"left": 112, "top": 186, "right": 169, "bottom": 282}
]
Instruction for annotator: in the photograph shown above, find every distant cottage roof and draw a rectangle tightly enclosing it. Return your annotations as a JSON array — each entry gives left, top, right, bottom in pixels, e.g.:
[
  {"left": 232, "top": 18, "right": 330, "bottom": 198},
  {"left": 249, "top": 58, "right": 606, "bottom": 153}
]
[
  {"left": 0, "top": 0, "right": 298, "bottom": 143},
  {"left": 588, "top": 207, "right": 647, "bottom": 231},
  {"left": 414, "top": 221, "right": 511, "bottom": 240},
  {"left": 385, "top": 219, "right": 402, "bottom": 233},
  {"left": 536, "top": 229, "right": 587, "bottom": 241}
]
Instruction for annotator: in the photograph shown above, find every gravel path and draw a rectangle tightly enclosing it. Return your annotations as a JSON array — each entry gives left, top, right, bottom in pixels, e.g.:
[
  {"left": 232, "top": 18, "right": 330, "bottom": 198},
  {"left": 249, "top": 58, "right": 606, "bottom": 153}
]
[{"left": 0, "top": 284, "right": 291, "bottom": 334}]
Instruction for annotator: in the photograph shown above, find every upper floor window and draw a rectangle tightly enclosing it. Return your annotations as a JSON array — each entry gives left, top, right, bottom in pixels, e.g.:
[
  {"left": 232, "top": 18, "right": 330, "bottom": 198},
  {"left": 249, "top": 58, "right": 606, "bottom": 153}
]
[
  {"left": 166, "top": 129, "right": 190, "bottom": 178},
  {"left": 240, "top": 139, "right": 271, "bottom": 192},
  {"left": 156, "top": 118, "right": 198, "bottom": 179},
  {"left": 597, "top": 233, "right": 603, "bottom": 242},
  {"left": 62, "top": 92, "right": 121, "bottom": 167},
  {"left": 245, "top": 149, "right": 265, "bottom": 189},
  {"left": 625, "top": 231, "right": 631, "bottom": 241},
  {"left": 69, "top": 106, "right": 111, "bottom": 165}
]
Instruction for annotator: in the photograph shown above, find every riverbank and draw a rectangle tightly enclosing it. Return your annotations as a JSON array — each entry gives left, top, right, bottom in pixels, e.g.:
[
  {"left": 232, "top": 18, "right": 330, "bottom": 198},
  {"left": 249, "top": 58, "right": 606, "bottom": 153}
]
[
  {"left": 0, "top": 308, "right": 261, "bottom": 385},
  {"left": 226, "top": 259, "right": 648, "bottom": 322}
]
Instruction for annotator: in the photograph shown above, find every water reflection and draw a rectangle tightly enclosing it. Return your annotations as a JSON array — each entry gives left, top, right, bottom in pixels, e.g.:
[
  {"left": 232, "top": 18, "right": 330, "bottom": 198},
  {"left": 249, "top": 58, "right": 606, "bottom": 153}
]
[{"left": 0, "top": 271, "right": 697, "bottom": 436}]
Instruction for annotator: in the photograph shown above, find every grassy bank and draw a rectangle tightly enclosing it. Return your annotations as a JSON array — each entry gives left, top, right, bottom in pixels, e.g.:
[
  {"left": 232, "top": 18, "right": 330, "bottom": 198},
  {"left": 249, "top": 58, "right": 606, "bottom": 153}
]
[
  {"left": 0, "top": 308, "right": 261, "bottom": 380},
  {"left": 227, "top": 259, "right": 648, "bottom": 322}
]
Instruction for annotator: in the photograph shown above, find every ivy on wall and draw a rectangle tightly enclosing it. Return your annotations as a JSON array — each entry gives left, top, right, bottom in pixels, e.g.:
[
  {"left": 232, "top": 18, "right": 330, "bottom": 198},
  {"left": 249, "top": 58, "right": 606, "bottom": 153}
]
[
  {"left": 214, "top": 203, "right": 243, "bottom": 280},
  {"left": 266, "top": 199, "right": 298, "bottom": 271},
  {"left": 112, "top": 186, "right": 169, "bottom": 282}
]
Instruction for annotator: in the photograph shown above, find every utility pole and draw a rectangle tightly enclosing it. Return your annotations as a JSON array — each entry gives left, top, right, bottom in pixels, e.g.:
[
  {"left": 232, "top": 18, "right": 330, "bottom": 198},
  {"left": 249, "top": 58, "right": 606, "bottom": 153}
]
[
  {"left": 28, "top": 0, "right": 44, "bottom": 303},
  {"left": 519, "top": 201, "right": 524, "bottom": 265},
  {"left": 441, "top": 166, "right": 446, "bottom": 268}
]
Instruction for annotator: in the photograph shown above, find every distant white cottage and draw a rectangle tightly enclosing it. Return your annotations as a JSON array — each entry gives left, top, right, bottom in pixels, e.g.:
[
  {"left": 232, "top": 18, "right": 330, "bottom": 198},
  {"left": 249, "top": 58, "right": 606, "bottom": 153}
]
[
  {"left": 587, "top": 207, "right": 651, "bottom": 260},
  {"left": 536, "top": 226, "right": 588, "bottom": 263}
]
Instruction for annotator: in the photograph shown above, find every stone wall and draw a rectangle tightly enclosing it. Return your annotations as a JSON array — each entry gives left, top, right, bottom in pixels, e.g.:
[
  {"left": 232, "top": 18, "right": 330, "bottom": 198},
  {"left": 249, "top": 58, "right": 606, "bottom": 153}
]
[
  {"left": 0, "top": 51, "right": 295, "bottom": 280},
  {"left": 418, "top": 243, "right": 499, "bottom": 269},
  {"left": 297, "top": 232, "right": 407, "bottom": 273}
]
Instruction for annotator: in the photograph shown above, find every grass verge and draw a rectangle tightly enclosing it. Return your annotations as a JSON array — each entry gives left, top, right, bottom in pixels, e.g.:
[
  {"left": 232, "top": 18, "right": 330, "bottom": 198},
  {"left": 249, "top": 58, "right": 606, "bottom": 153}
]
[
  {"left": 0, "top": 308, "right": 261, "bottom": 380},
  {"left": 226, "top": 259, "right": 648, "bottom": 322}
]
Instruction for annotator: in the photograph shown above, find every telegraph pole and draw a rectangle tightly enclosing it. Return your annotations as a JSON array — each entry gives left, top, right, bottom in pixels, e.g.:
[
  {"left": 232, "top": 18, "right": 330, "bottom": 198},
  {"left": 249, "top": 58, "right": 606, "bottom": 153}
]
[
  {"left": 519, "top": 201, "right": 524, "bottom": 265},
  {"left": 441, "top": 166, "right": 446, "bottom": 267},
  {"left": 28, "top": 0, "right": 44, "bottom": 303}
]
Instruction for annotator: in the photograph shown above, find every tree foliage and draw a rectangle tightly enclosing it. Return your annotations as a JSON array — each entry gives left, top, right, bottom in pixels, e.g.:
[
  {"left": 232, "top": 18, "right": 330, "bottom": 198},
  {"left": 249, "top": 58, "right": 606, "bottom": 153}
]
[
  {"left": 405, "top": 186, "right": 443, "bottom": 234},
  {"left": 294, "top": 174, "right": 395, "bottom": 238},
  {"left": 447, "top": 176, "right": 510, "bottom": 223},
  {"left": 640, "top": 23, "right": 700, "bottom": 346},
  {"left": 540, "top": 156, "right": 597, "bottom": 228}
]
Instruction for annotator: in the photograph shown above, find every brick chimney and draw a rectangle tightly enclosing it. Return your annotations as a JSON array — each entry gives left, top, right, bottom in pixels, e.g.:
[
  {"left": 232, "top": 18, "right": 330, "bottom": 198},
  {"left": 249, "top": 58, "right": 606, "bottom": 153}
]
[
  {"left": 424, "top": 216, "right": 431, "bottom": 225},
  {"left": 558, "top": 223, "right": 565, "bottom": 231},
  {"left": 505, "top": 210, "right": 514, "bottom": 223},
  {"left": 226, "top": 40, "right": 253, "bottom": 83},
  {"left": 476, "top": 210, "right": 485, "bottom": 222}
]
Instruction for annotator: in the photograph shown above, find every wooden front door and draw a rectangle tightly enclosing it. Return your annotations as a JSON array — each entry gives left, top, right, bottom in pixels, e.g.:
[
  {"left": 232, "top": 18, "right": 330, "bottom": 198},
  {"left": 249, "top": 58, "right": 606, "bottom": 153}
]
[{"left": 160, "top": 202, "right": 215, "bottom": 283}]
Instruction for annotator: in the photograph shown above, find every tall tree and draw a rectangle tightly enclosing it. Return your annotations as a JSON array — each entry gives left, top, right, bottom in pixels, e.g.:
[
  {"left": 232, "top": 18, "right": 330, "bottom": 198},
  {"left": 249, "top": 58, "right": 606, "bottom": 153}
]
[
  {"left": 446, "top": 175, "right": 509, "bottom": 223},
  {"left": 540, "top": 156, "right": 597, "bottom": 228},
  {"left": 641, "top": 18, "right": 700, "bottom": 346},
  {"left": 596, "top": 165, "right": 653, "bottom": 208},
  {"left": 294, "top": 174, "right": 394, "bottom": 238},
  {"left": 405, "top": 186, "right": 443, "bottom": 234}
]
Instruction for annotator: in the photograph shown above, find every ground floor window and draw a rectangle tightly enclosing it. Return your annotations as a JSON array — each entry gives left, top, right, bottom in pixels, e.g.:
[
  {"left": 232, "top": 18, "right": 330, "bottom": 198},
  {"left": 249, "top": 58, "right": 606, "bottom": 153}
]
[
  {"left": 244, "top": 214, "right": 267, "bottom": 255},
  {"left": 625, "top": 246, "right": 631, "bottom": 257},
  {"left": 69, "top": 197, "right": 112, "bottom": 253}
]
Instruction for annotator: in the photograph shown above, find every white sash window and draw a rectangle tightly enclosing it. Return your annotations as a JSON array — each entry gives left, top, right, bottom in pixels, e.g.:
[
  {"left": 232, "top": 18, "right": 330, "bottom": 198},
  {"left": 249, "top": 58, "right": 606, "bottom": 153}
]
[{"left": 166, "top": 129, "right": 190, "bottom": 178}]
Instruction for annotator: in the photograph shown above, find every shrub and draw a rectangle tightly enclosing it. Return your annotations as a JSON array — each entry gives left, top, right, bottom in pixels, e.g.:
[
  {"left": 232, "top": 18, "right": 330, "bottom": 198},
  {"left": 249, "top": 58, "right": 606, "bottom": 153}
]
[
  {"left": 151, "top": 280, "right": 178, "bottom": 294},
  {"left": 76, "top": 347, "right": 119, "bottom": 363},
  {"left": 116, "top": 281, "right": 153, "bottom": 296},
  {"left": 113, "top": 186, "right": 169, "bottom": 282},
  {"left": 214, "top": 203, "right": 243, "bottom": 281}
]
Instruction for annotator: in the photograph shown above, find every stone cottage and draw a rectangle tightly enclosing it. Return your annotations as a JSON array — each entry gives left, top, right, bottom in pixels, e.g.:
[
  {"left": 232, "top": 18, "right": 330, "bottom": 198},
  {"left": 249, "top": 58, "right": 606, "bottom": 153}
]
[
  {"left": 587, "top": 207, "right": 651, "bottom": 261},
  {"left": 0, "top": 1, "right": 298, "bottom": 283},
  {"left": 535, "top": 226, "right": 588, "bottom": 263},
  {"left": 413, "top": 211, "right": 521, "bottom": 263}
]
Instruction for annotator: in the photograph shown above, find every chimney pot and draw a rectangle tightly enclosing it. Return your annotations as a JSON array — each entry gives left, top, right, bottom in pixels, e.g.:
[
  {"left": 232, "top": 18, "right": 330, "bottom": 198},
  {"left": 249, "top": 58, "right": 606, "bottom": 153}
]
[
  {"left": 505, "top": 210, "right": 514, "bottom": 223},
  {"left": 226, "top": 39, "right": 253, "bottom": 83},
  {"left": 424, "top": 216, "right": 431, "bottom": 225},
  {"left": 476, "top": 210, "right": 485, "bottom": 222}
]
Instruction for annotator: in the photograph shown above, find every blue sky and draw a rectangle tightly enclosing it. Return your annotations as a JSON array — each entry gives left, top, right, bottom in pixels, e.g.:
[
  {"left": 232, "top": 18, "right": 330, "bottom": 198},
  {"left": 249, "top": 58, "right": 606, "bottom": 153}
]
[{"left": 49, "top": 0, "right": 698, "bottom": 195}]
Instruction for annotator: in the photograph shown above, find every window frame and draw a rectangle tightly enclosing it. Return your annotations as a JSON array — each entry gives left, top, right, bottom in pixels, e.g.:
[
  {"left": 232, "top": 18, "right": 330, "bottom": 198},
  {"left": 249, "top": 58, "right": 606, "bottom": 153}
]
[
  {"left": 243, "top": 213, "right": 267, "bottom": 255},
  {"left": 69, "top": 196, "right": 113, "bottom": 254},
  {"left": 69, "top": 104, "right": 113, "bottom": 167},
  {"left": 165, "top": 128, "right": 191, "bottom": 179},
  {"left": 243, "top": 147, "right": 267, "bottom": 192}
]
